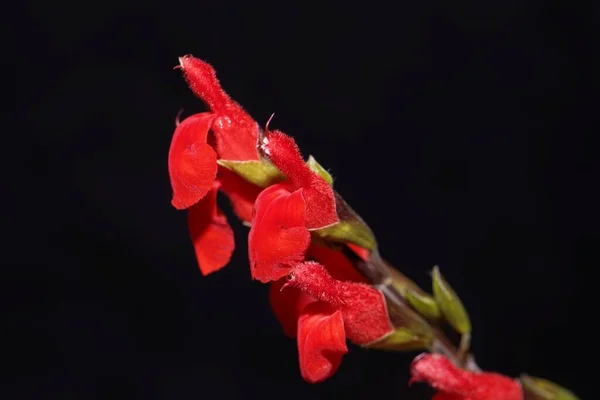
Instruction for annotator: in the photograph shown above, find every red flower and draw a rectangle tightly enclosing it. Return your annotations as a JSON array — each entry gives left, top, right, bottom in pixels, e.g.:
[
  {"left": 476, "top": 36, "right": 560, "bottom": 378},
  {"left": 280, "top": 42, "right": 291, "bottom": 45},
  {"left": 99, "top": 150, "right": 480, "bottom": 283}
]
[
  {"left": 168, "top": 56, "right": 265, "bottom": 274},
  {"left": 410, "top": 354, "right": 523, "bottom": 400},
  {"left": 269, "top": 243, "right": 367, "bottom": 338},
  {"left": 248, "top": 127, "right": 344, "bottom": 282},
  {"left": 270, "top": 278, "right": 347, "bottom": 383},
  {"left": 260, "top": 130, "right": 338, "bottom": 229},
  {"left": 169, "top": 56, "right": 261, "bottom": 210},
  {"left": 269, "top": 244, "right": 380, "bottom": 383},
  {"left": 288, "top": 261, "right": 394, "bottom": 345}
]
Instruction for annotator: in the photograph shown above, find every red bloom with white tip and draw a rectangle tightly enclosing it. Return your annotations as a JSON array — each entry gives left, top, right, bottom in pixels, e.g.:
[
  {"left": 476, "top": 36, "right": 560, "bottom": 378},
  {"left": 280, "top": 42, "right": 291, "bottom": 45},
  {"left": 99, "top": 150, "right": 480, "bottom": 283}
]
[{"left": 410, "top": 354, "right": 523, "bottom": 400}]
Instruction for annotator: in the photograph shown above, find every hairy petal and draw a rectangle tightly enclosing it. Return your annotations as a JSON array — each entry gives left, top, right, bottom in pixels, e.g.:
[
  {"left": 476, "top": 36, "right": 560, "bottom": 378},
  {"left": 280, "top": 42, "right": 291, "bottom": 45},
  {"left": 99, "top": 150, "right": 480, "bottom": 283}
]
[
  {"left": 410, "top": 354, "right": 523, "bottom": 400},
  {"left": 187, "top": 183, "right": 235, "bottom": 275},
  {"left": 168, "top": 113, "right": 218, "bottom": 209},
  {"left": 178, "top": 55, "right": 259, "bottom": 161},
  {"left": 218, "top": 166, "right": 262, "bottom": 223},
  {"left": 178, "top": 55, "right": 230, "bottom": 112},
  {"left": 263, "top": 130, "right": 337, "bottom": 229},
  {"left": 269, "top": 279, "right": 316, "bottom": 338},
  {"left": 289, "top": 262, "right": 393, "bottom": 345},
  {"left": 297, "top": 302, "right": 348, "bottom": 383},
  {"left": 248, "top": 185, "right": 311, "bottom": 283}
]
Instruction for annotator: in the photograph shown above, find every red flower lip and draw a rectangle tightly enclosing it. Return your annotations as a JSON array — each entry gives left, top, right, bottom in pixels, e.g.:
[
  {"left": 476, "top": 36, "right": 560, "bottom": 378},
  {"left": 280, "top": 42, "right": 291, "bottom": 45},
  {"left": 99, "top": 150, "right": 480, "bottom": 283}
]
[
  {"left": 248, "top": 184, "right": 311, "bottom": 283},
  {"left": 168, "top": 112, "right": 218, "bottom": 210}
]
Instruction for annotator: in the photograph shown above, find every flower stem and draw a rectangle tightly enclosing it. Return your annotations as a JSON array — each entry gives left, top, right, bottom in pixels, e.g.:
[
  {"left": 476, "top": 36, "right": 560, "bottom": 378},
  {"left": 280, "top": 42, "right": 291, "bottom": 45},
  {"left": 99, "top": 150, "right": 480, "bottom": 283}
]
[{"left": 343, "top": 246, "right": 480, "bottom": 371}]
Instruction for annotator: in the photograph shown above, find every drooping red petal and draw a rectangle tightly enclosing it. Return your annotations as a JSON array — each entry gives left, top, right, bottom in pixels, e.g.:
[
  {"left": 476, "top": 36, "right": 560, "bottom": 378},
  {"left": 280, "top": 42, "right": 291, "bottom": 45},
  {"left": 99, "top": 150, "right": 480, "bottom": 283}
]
[
  {"left": 269, "top": 279, "right": 316, "bottom": 338},
  {"left": 168, "top": 112, "right": 218, "bottom": 210},
  {"left": 308, "top": 243, "right": 366, "bottom": 283},
  {"left": 262, "top": 130, "right": 337, "bottom": 229},
  {"left": 248, "top": 185, "right": 311, "bottom": 283},
  {"left": 187, "top": 182, "right": 235, "bottom": 275},
  {"left": 288, "top": 262, "right": 393, "bottom": 345},
  {"left": 178, "top": 55, "right": 259, "bottom": 161},
  {"left": 218, "top": 166, "right": 262, "bottom": 223},
  {"left": 297, "top": 302, "right": 348, "bottom": 383},
  {"left": 410, "top": 354, "right": 523, "bottom": 400}
]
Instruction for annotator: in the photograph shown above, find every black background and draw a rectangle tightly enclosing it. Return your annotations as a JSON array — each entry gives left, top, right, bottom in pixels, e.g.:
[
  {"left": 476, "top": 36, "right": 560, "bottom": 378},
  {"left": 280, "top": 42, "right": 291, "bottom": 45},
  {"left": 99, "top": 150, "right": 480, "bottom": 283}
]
[{"left": 9, "top": 1, "right": 596, "bottom": 399}]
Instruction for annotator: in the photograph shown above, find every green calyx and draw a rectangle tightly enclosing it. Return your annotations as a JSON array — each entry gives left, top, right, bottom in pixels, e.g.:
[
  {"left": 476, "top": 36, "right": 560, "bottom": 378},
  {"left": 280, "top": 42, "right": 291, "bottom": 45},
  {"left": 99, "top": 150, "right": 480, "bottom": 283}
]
[
  {"left": 217, "top": 159, "right": 283, "bottom": 187},
  {"left": 432, "top": 266, "right": 471, "bottom": 335}
]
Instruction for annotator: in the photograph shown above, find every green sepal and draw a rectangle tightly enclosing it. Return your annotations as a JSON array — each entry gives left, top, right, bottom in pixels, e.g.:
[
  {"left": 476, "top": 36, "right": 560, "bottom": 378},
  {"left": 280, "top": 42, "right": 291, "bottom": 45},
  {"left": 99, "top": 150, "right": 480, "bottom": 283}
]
[
  {"left": 313, "top": 218, "right": 377, "bottom": 251},
  {"left": 312, "top": 191, "right": 377, "bottom": 251},
  {"left": 306, "top": 155, "right": 333, "bottom": 186},
  {"left": 520, "top": 375, "right": 580, "bottom": 400},
  {"left": 217, "top": 159, "right": 283, "bottom": 188},
  {"left": 364, "top": 327, "right": 432, "bottom": 351},
  {"left": 406, "top": 289, "right": 442, "bottom": 321},
  {"left": 432, "top": 266, "right": 471, "bottom": 334}
]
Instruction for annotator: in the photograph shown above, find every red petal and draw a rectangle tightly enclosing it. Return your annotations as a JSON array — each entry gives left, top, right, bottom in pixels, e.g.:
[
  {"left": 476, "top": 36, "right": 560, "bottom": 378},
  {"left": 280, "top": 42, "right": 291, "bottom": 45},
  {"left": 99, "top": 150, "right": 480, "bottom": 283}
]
[
  {"left": 410, "top": 354, "right": 523, "bottom": 400},
  {"left": 212, "top": 114, "right": 260, "bottom": 162},
  {"left": 218, "top": 166, "right": 262, "bottom": 223},
  {"left": 187, "top": 183, "right": 235, "bottom": 275},
  {"left": 178, "top": 55, "right": 259, "bottom": 161},
  {"left": 269, "top": 279, "right": 315, "bottom": 338},
  {"left": 263, "top": 130, "right": 337, "bottom": 229},
  {"left": 297, "top": 302, "right": 348, "bottom": 383},
  {"left": 308, "top": 243, "right": 366, "bottom": 283},
  {"left": 168, "top": 113, "right": 218, "bottom": 210},
  {"left": 248, "top": 185, "right": 311, "bottom": 283},
  {"left": 289, "top": 262, "right": 393, "bottom": 345},
  {"left": 347, "top": 243, "right": 371, "bottom": 262},
  {"left": 301, "top": 178, "right": 338, "bottom": 229}
]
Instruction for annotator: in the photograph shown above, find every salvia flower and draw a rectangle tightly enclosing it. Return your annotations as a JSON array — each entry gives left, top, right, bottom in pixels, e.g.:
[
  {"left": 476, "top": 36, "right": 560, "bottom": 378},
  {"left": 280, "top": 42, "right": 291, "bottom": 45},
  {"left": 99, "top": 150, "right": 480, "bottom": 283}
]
[
  {"left": 168, "top": 56, "right": 266, "bottom": 274},
  {"left": 269, "top": 244, "right": 392, "bottom": 382}
]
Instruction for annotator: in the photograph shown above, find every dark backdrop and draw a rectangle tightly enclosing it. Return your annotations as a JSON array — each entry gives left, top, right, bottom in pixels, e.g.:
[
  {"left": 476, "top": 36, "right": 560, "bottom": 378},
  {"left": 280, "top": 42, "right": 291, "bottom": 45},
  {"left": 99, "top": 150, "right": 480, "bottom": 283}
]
[{"left": 9, "top": 1, "right": 596, "bottom": 399}]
